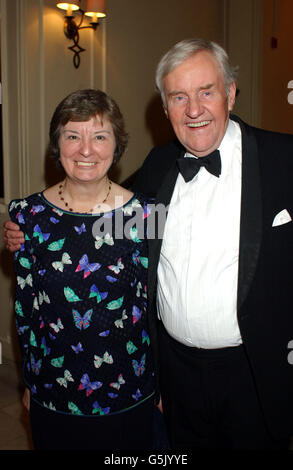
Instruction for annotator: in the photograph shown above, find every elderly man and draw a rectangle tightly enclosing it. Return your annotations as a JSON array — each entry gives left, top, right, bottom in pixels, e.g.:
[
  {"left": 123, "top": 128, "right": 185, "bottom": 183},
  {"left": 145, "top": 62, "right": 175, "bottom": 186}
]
[{"left": 4, "top": 39, "right": 293, "bottom": 450}]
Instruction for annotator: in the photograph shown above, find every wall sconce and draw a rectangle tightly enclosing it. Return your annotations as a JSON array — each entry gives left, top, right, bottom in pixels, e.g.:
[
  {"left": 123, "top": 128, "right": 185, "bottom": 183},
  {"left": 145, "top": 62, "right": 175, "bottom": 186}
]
[{"left": 56, "top": 1, "right": 106, "bottom": 69}]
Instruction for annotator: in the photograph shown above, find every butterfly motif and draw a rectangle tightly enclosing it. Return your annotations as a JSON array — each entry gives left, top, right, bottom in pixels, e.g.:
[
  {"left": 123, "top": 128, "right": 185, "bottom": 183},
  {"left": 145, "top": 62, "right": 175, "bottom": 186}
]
[
  {"left": 106, "top": 296, "right": 124, "bottom": 311},
  {"left": 33, "top": 296, "right": 39, "bottom": 311},
  {"left": 19, "top": 257, "right": 32, "bottom": 269},
  {"left": 41, "top": 337, "right": 51, "bottom": 357},
  {"left": 92, "top": 401, "right": 110, "bottom": 415},
  {"left": 51, "top": 356, "right": 64, "bottom": 368},
  {"left": 72, "top": 309, "right": 93, "bottom": 330},
  {"left": 122, "top": 205, "right": 134, "bottom": 216},
  {"left": 75, "top": 254, "right": 101, "bottom": 279},
  {"left": 44, "top": 384, "right": 53, "bottom": 390},
  {"left": 47, "top": 238, "right": 66, "bottom": 252},
  {"left": 99, "top": 330, "right": 110, "bottom": 337},
  {"left": 108, "top": 392, "right": 118, "bottom": 398},
  {"left": 52, "top": 252, "right": 72, "bottom": 272},
  {"left": 74, "top": 223, "right": 86, "bottom": 235},
  {"left": 50, "top": 217, "right": 60, "bottom": 224},
  {"left": 39, "top": 316, "right": 44, "bottom": 328},
  {"left": 52, "top": 208, "right": 64, "bottom": 216},
  {"left": 68, "top": 402, "right": 82, "bottom": 415},
  {"left": 126, "top": 341, "right": 138, "bottom": 355},
  {"left": 78, "top": 374, "right": 103, "bottom": 396},
  {"left": 136, "top": 281, "right": 147, "bottom": 298},
  {"left": 94, "top": 233, "right": 114, "bottom": 250},
  {"left": 110, "top": 374, "right": 125, "bottom": 390},
  {"left": 71, "top": 342, "right": 83, "bottom": 354},
  {"left": 38, "top": 269, "right": 46, "bottom": 276},
  {"left": 33, "top": 224, "right": 50, "bottom": 244},
  {"left": 94, "top": 351, "right": 113, "bottom": 369},
  {"left": 10, "top": 199, "right": 28, "bottom": 211},
  {"left": 142, "top": 329, "right": 150, "bottom": 346},
  {"left": 39, "top": 291, "right": 50, "bottom": 305},
  {"left": 122, "top": 198, "right": 141, "bottom": 215},
  {"left": 140, "top": 257, "right": 148, "bottom": 268},
  {"left": 142, "top": 202, "right": 152, "bottom": 219},
  {"left": 16, "top": 211, "right": 25, "bottom": 224},
  {"left": 16, "top": 323, "right": 29, "bottom": 335},
  {"left": 132, "top": 250, "right": 148, "bottom": 268},
  {"left": 114, "top": 310, "right": 128, "bottom": 329},
  {"left": 43, "top": 402, "right": 56, "bottom": 411},
  {"left": 17, "top": 274, "right": 33, "bottom": 289},
  {"left": 108, "top": 257, "right": 124, "bottom": 274},
  {"left": 89, "top": 284, "right": 108, "bottom": 303},
  {"left": 56, "top": 369, "right": 74, "bottom": 388},
  {"left": 132, "top": 389, "right": 142, "bottom": 401},
  {"left": 19, "top": 200, "right": 28, "bottom": 209},
  {"left": 64, "top": 286, "right": 82, "bottom": 302},
  {"left": 30, "top": 330, "right": 37, "bottom": 347},
  {"left": 49, "top": 318, "right": 64, "bottom": 333},
  {"left": 129, "top": 226, "right": 142, "bottom": 243},
  {"left": 106, "top": 275, "right": 118, "bottom": 283},
  {"left": 30, "top": 353, "right": 42, "bottom": 375},
  {"left": 132, "top": 250, "right": 140, "bottom": 266},
  {"left": 132, "top": 354, "right": 146, "bottom": 376},
  {"left": 132, "top": 305, "right": 142, "bottom": 324},
  {"left": 15, "top": 300, "right": 24, "bottom": 317},
  {"left": 30, "top": 205, "right": 45, "bottom": 215}
]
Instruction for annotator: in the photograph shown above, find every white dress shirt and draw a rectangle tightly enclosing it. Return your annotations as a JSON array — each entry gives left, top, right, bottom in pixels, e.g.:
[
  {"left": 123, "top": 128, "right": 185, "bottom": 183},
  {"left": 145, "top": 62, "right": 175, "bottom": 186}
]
[{"left": 157, "top": 119, "right": 243, "bottom": 348}]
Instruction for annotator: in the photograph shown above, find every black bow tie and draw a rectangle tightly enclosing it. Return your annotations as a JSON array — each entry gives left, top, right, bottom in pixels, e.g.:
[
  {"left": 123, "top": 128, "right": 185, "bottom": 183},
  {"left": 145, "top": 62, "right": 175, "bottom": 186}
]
[{"left": 177, "top": 149, "right": 221, "bottom": 182}]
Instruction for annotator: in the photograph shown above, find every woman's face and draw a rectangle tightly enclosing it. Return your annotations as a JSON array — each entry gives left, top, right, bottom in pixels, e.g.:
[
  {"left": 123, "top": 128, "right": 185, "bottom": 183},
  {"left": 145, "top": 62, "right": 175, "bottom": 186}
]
[{"left": 58, "top": 115, "right": 116, "bottom": 184}]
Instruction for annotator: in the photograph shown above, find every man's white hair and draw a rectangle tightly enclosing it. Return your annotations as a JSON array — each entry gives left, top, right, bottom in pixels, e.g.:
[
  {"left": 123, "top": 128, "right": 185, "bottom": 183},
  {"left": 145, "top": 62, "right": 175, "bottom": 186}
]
[{"left": 155, "top": 38, "right": 238, "bottom": 107}]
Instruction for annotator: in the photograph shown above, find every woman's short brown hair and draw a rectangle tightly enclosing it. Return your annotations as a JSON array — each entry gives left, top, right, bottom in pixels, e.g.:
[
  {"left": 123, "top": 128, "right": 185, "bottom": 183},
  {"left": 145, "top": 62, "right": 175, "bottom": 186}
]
[{"left": 48, "top": 89, "right": 129, "bottom": 165}]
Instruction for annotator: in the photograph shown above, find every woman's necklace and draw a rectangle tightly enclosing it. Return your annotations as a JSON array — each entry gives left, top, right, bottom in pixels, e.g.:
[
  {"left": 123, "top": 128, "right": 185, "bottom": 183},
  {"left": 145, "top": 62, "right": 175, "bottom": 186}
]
[{"left": 58, "top": 178, "right": 112, "bottom": 213}]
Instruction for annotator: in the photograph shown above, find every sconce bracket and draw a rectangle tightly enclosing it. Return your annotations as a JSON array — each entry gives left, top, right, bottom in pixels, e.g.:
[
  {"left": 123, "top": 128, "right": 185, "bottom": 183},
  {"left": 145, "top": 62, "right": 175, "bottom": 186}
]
[
  {"left": 62, "top": 8, "right": 100, "bottom": 68},
  {"left": 64, "top": 16, "right": 79, "bottom": 40}
]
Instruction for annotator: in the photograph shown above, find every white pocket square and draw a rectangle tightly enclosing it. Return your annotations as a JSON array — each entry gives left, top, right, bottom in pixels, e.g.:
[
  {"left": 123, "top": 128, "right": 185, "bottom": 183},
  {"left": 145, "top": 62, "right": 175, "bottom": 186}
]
[{"left": 272, "top": 209, "right": 292, "bottom": 227}]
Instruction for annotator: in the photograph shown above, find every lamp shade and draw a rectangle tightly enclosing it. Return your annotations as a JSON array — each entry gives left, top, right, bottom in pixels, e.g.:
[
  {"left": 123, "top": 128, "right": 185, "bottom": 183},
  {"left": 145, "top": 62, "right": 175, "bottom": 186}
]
[
  {"left": 56, "top": 3, "right": 80, "bottom": 11},
  {"left": 85, "top": 0, "right": 106, "bottom": 18}
]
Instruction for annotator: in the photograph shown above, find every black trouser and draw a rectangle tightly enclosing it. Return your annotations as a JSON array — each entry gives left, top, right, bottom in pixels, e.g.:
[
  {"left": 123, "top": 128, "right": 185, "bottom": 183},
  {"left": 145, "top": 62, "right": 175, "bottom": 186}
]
[{"left": 158, "top": 323, "right": 289, "bottom": 450}]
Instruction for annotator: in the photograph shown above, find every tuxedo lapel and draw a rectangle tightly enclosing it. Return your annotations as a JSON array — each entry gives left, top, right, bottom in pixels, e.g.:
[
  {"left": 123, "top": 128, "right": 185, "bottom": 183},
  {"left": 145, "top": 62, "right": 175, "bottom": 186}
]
[
  {"left": 148, "top": 158, "right": 181, "bottom": 303},
  {"left": 236, "top": 119, "right": 262, "bottom": 313}
]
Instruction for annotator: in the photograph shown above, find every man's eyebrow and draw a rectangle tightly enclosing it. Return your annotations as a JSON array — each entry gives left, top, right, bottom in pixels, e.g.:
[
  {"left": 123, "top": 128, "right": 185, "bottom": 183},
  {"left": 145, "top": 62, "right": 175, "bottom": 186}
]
[
  {"left": 167, "top": 83, "right": 215, "bottom": 97},
  {"left": 166, "top": 90, "right": 186, "bottom": 97},
  {"left": 199, "top": 83, "right": 214, "bottom": 90}
]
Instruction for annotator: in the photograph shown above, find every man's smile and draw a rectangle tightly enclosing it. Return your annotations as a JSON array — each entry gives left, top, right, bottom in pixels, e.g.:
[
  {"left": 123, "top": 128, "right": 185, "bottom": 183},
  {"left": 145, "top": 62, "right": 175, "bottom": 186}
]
[{"left": 186, "top": 120, "right": 211, "bottom": 128}]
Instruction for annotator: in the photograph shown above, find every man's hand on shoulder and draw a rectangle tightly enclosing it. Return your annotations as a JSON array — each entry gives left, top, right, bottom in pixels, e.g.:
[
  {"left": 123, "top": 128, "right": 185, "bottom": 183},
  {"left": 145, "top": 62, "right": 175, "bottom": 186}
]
[{"left": 3, "top": 220, "right": 25, "bottom": 252}]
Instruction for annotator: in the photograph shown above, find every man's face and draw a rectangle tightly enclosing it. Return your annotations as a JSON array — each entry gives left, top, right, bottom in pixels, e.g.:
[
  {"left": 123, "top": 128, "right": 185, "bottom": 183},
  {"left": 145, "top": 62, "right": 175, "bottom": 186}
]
[{"left": 163, "top": 51, "right": 236, "bottom": 157}]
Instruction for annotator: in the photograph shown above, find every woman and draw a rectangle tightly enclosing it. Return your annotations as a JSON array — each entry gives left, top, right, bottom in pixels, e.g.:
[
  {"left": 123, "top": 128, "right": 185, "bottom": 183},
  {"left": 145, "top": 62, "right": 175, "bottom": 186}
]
[{"left": 8, "top": 89, "right": 155, "bottom": 450}]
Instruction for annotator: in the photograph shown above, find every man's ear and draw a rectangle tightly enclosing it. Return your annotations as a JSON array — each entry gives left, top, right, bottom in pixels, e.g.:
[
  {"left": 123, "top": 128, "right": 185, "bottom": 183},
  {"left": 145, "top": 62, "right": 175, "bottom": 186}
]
[
  {"left": 164, "top": 106, "right": 169, "bottom": 119},
  {"left": 228, "top": 82, "right": 236, "bottom": 112}
]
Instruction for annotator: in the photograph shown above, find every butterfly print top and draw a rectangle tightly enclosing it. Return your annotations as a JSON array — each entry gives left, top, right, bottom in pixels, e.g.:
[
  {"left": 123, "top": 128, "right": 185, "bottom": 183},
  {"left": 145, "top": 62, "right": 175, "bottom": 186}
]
[{"left": 9, "top": 192, "right": 154, "bottom": 416}]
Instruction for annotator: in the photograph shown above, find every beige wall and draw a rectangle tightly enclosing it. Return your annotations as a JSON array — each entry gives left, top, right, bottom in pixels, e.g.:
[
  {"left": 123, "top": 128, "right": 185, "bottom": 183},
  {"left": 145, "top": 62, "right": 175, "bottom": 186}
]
[
  {"left": 0, "top": 0, "right": 105, "bottom": 360},
  {"left": 0, "top": 0, "right": 263, "bottom": 361},
  {"left": 106, "top": 0, "right": 226, "bottom": 182},
  {"left": 261, "top": 0, "right": 293, "bottom": 133}
]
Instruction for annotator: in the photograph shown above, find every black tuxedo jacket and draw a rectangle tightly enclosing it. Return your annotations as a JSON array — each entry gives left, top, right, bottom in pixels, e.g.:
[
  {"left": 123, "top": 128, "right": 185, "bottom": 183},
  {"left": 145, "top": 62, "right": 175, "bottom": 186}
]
[{"left": 132, "top": 116, "right": 293, "bottom": 439}]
